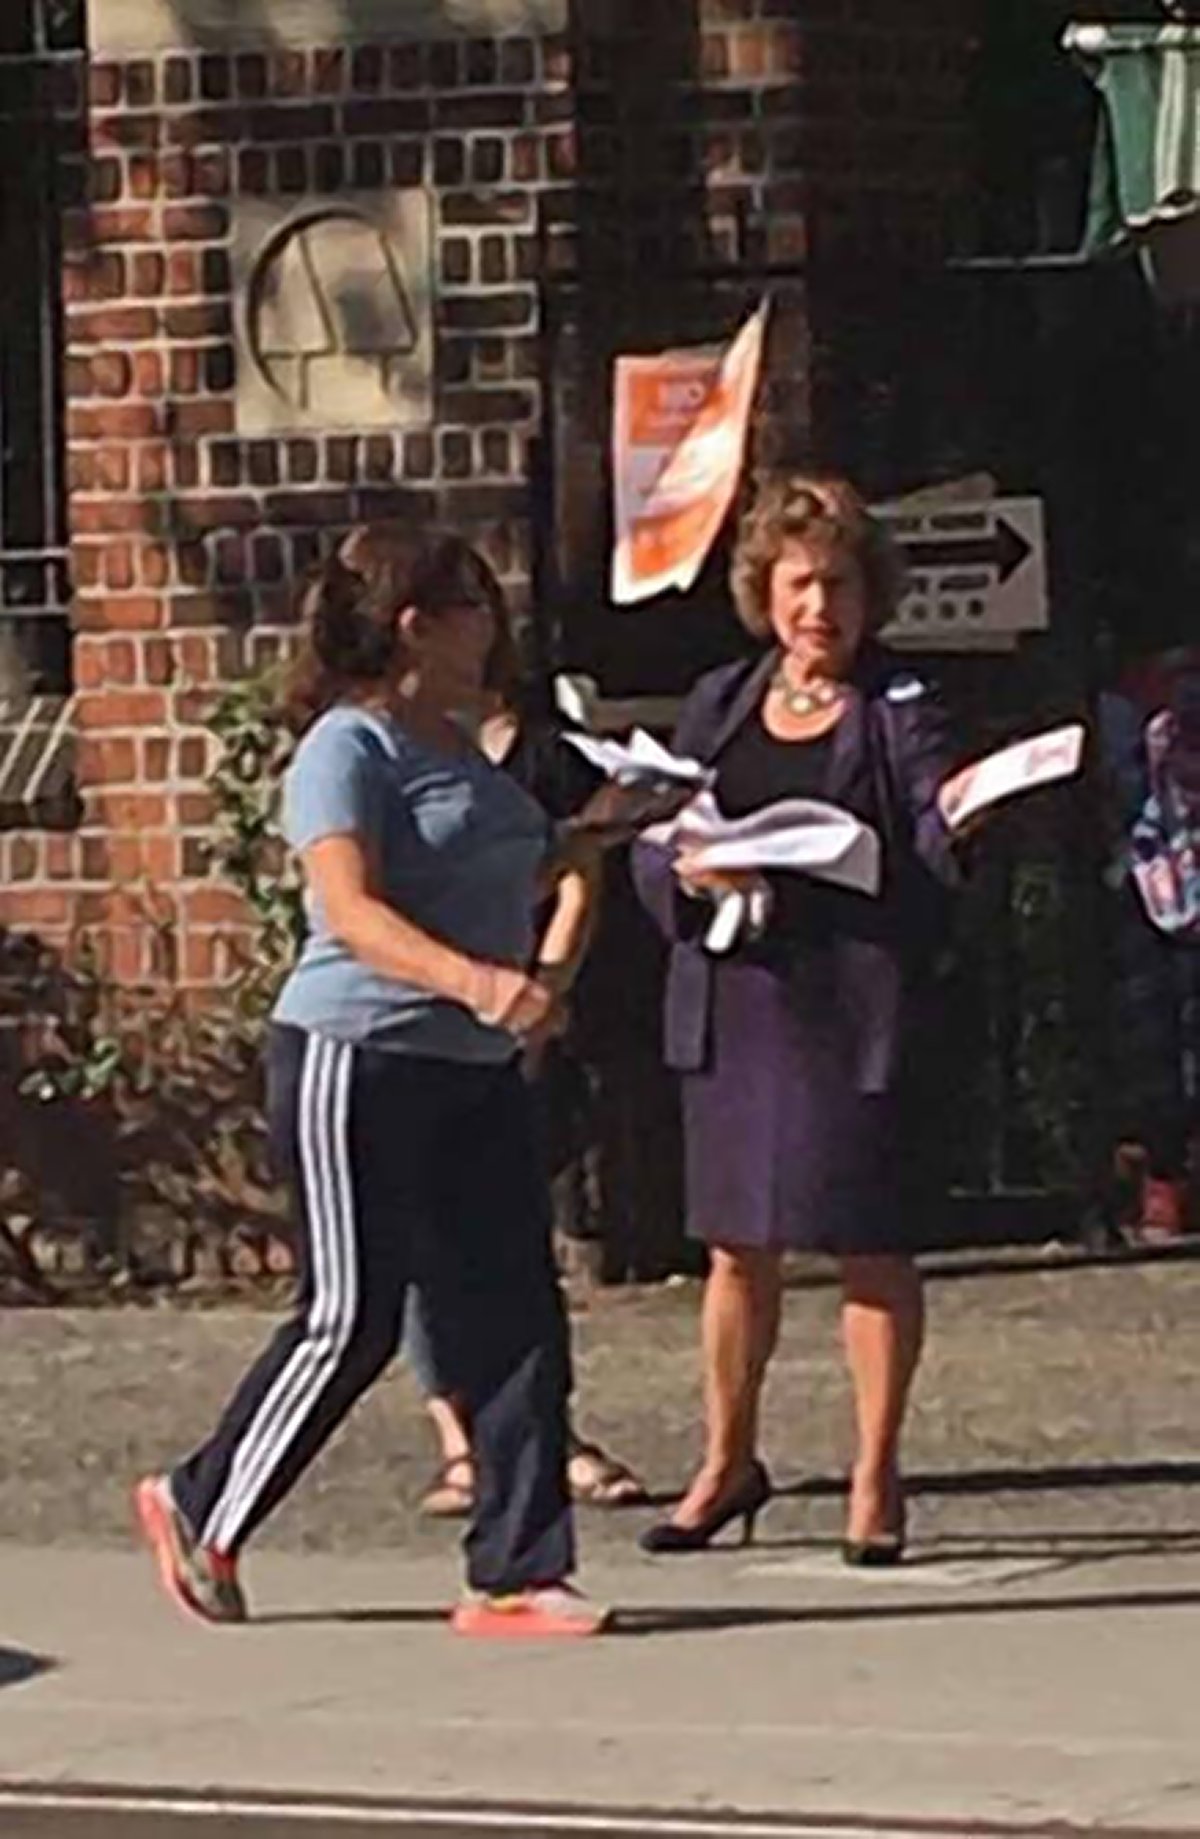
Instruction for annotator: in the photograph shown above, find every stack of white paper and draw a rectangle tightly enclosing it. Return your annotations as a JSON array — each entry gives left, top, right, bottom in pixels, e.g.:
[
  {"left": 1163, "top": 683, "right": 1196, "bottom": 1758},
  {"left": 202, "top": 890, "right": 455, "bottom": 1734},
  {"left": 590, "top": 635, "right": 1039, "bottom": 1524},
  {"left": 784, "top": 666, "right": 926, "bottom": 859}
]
[
  {"left": 650, "top": 790, "right": 882, "bottom": 895},
  {"left": 565, "top": 728, "right": 715, "bottom": 792},
  {"left": 645, "top": 792, "right": 882, "bottom": 953},
  {"left": 940, "top": 723, "right": 1085, "bottom": 831}
]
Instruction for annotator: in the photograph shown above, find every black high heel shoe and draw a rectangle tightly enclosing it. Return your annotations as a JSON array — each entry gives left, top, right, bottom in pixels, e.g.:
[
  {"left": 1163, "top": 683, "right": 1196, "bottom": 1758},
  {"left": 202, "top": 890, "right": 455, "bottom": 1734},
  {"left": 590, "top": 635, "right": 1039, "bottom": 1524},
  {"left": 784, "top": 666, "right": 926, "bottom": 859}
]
[
  {"left": 842, "top": 1481, "right": 907, "bottom": 1569},
  {"left": 639, "top": 1460, "right": 772, "bottom": 1554}
]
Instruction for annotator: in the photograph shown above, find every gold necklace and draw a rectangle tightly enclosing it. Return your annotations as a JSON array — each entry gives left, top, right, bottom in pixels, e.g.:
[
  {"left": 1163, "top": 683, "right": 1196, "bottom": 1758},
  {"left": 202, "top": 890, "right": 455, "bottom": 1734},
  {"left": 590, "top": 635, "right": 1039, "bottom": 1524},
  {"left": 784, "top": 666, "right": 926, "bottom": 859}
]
[{"left": 771, "top": 666, "right": 845, "bottom": 719}]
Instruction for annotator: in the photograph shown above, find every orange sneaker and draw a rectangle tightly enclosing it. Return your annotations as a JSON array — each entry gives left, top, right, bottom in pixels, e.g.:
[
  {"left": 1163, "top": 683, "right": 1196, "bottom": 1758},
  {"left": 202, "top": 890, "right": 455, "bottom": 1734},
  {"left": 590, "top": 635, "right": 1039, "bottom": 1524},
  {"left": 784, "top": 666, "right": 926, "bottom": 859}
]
[
  {"left": 134, "top": 1475, "right": 247, "bottom": 1625},
  {"left": 451, "top": 1582, "right": 611, "bottom": 1639}
]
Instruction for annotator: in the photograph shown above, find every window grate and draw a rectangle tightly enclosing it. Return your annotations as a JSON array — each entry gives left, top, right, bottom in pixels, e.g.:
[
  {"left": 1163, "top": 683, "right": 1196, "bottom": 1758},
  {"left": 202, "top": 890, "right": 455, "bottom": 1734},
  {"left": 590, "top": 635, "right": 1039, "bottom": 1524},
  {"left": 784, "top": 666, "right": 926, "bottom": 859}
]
[{"left": 0, "top": 0, "right": 83, "bottom": 697}]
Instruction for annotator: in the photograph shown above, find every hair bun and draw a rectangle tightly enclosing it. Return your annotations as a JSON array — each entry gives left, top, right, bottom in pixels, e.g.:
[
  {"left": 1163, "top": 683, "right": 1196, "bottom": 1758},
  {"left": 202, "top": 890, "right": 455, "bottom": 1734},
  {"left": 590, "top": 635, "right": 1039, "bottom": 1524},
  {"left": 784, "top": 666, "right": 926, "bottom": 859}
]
[{"left": 310, "top": 556, "right": 396, "bottom": 678}]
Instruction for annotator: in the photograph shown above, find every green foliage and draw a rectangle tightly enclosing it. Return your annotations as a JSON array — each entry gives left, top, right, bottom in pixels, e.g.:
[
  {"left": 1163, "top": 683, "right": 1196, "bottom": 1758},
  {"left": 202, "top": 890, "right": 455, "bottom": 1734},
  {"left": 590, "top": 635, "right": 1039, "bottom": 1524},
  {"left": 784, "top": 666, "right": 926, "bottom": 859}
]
[
  {"left": 4, "top": 669, "right": 301, "bottom": 1289},
  {"left": 205, "top": 671, "right": 302, "bottom": 1017}
]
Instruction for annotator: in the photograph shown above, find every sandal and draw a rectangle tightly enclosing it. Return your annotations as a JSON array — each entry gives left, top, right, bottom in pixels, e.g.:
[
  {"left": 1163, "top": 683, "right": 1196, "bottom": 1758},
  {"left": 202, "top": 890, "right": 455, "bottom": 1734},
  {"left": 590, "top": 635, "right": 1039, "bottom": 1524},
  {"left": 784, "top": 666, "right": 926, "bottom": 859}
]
[
  {"left": 418, "top": 1455, "right": 475, "bottom": 1519},
  {"left": 567, "top": 1438, "right": 648, "bottom": 1507}
]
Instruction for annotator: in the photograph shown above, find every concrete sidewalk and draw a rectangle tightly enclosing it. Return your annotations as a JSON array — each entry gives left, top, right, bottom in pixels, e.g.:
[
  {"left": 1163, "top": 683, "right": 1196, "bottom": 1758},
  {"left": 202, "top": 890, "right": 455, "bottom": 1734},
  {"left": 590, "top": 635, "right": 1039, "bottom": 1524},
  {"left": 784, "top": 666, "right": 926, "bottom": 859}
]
[
  {"left": 2, "top": 1538, "right": 1199, "bottom": 1834},
  {"left": 3, "top": 1262, "right": 1200, "bottom": 1831}
]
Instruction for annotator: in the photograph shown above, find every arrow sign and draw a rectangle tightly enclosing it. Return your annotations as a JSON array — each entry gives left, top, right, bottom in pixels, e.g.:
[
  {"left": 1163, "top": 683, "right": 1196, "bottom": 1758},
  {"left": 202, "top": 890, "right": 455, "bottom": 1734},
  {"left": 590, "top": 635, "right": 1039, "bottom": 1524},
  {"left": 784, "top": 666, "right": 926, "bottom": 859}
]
[
  {"left": 896, "top": 517, "right": 1032, "bottom": 584},
  {"left": 876, "top": 495, "right": 1048, "bottom": 651}
]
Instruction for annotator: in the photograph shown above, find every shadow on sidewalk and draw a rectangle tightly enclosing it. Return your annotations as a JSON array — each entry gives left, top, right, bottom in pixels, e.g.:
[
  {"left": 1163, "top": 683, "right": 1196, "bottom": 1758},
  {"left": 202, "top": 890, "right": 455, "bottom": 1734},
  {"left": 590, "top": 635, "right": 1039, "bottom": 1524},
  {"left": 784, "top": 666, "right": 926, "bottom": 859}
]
[
  {"left": 751, "top": 1528, "right": 1200, "bottom": 1566},
  {"left": 779, "top": 1457, "right": 1200, "bottom": 1501},
  {"left": 249, "top": 1583, "right": 1200, "bottom": 1635},
  {"left": 0, "top": 1646, "right": 53, "bottom": 1690},
  {"left": 613, "top": 1585, "right": 1200, "bottom": 1637},
  {"left": 254, "top": 1607, "right": 445, "bottom": 1628}
]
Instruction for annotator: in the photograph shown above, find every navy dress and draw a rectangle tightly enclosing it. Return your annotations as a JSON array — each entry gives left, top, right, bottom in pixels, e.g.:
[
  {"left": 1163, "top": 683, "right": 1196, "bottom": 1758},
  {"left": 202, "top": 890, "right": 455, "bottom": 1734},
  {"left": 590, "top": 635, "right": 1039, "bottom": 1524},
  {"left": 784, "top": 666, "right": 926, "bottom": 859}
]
[{"left": 633, "top": 646, "right": 964, "bottom": 1256}]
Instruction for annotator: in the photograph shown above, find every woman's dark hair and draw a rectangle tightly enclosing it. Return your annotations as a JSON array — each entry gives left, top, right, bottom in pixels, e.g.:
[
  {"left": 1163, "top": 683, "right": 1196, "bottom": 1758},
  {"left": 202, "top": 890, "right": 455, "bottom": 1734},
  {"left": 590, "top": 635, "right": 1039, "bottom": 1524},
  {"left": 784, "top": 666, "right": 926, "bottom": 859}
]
[{"left": 282, "top": 525, "right": 505, "bottom": 735}]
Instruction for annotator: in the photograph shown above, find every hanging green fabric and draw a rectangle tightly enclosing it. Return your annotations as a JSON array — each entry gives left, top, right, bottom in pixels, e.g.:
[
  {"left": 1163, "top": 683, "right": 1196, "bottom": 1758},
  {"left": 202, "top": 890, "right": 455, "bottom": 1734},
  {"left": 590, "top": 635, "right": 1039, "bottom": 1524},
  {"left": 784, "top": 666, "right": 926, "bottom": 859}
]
[{"left": 1064, "top": 22, "right": 1200, "bottom": 252}]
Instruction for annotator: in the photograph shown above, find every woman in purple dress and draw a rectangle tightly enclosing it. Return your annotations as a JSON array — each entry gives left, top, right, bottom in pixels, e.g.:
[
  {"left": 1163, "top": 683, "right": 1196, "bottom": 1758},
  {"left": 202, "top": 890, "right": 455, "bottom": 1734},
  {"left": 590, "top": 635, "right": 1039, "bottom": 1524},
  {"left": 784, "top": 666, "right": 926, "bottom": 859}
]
[{"left": 633, "top": 474, "right": 969, "bottom": 1563}]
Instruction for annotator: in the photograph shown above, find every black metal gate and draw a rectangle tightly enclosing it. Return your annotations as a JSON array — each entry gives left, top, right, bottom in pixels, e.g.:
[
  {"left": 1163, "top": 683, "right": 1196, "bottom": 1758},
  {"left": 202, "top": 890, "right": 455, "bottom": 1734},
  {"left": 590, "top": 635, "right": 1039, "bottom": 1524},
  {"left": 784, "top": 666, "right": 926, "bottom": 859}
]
[{"left": 0, "top": 0, "right": 84, "bottom": 701}]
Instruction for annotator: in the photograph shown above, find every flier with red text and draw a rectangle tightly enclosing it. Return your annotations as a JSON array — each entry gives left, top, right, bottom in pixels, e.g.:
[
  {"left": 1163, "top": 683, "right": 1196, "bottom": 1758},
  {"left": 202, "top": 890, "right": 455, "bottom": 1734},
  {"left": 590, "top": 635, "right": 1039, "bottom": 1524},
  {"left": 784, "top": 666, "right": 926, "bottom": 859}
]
[{"left": 611, "top": 299, "right": 769, "bottom": 606}]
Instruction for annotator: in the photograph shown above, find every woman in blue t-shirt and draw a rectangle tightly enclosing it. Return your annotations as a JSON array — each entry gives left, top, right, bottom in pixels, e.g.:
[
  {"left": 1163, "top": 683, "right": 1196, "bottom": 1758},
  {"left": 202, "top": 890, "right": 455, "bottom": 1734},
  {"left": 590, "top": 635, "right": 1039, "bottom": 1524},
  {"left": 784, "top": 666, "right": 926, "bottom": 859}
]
[{"left": 135, "top": 525, "right": 608, "bottom": 1639}]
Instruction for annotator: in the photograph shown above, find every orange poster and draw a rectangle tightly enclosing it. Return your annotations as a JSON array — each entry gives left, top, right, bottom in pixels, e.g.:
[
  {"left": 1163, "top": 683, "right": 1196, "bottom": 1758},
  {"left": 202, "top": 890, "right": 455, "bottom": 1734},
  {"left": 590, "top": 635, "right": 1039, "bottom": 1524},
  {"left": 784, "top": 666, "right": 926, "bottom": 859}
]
[{"left": 611, "top": 299, "right": 769, "bottom": 606}]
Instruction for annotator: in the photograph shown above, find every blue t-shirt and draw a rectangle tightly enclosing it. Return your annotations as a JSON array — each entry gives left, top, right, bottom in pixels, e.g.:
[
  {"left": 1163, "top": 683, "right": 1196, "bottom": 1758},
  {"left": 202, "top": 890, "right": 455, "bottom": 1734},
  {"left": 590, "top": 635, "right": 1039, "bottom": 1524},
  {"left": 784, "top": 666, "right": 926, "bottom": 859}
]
[{"left": 273, "top": 705, "right": 550, "bottom": 1061}]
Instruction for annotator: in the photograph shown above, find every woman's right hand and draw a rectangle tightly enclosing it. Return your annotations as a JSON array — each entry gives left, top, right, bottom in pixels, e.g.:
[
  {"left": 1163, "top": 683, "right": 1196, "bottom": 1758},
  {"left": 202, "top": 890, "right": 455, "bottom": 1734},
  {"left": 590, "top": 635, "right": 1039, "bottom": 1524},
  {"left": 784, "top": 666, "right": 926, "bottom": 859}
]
[
  {"left": 673, "top": 855, "right": 770, "bottom": 902},
  {"left": 468, "top": 963, "right": 557, "bottom": 1039}
]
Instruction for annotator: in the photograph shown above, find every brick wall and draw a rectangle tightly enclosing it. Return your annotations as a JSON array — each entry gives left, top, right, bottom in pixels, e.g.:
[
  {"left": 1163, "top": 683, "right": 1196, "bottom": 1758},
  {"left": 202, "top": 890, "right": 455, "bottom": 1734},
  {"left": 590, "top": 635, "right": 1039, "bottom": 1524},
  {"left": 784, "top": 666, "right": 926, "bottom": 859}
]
[
  {"left": 0, "top": 0, "right": 980, "bottom": 992},
  {"left": 1, "top": 15, "right": 573, "bottom": 984}
]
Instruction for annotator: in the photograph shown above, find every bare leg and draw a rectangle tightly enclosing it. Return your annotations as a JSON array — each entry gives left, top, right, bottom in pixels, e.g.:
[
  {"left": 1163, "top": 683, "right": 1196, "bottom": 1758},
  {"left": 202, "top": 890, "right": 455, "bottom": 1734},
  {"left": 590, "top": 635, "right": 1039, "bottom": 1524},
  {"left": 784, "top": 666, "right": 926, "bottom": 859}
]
[
  {"left": 417, "top": 1394, "right": 475, "bottom": 1516},
  {"left": 425, "top": 1394, "right": 471, "bottom": 1468},
  {"left": 839, "top": 1253, "right": 924, "bottom": 1542},
  {"left": 673, "top": 1245, "right": 783, "bottom": 1527}
]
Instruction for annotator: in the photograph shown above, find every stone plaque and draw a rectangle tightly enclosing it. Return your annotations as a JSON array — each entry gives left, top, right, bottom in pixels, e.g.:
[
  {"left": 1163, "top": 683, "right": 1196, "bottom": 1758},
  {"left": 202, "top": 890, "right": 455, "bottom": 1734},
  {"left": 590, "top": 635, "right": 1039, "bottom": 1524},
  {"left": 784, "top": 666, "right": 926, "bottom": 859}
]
[
  {"left": 233, "top": 192, "right": 434, "bottom": 436},
  {"left": 91, "top": 0, "right": 568, "bottom": 53}
]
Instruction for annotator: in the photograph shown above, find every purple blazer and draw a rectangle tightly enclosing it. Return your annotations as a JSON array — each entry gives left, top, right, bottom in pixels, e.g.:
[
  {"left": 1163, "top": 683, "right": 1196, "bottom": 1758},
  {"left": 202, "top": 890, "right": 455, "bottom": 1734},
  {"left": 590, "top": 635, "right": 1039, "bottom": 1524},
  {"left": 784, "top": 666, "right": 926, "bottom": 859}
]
[{"left": 631, "top": 645, "right": 965, "bottom": 1095}]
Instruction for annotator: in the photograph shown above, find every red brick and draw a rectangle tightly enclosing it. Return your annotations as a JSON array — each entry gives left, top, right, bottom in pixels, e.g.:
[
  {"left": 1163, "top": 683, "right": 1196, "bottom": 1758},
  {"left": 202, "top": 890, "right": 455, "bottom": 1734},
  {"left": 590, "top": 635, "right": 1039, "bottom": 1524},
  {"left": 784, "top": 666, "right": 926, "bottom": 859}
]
[
  {"left": 93, "top": 445, "right": 131, "bottom": 491},
  {"left": 161, "top": 151, "right": 193, "bottom": 198},
  {"left": 93, "top": 112, "right": 160, "bottom": 151},
  {"left": 247, "top": 103, "right": 334, "bottom": 142},
  {"left": 77, "top": 844, "right": 113, "bottom": 886},
  {"left": 45, "top": 835, "right": 77, "bottom": 881},
  {"left": 8, "top": 837, "right": 39, "bottom": 881},
  {"left": 77, "top": 736, "right": 138, "bottom": 784},
  {"left": 70, "top": 545, "right": 102, "bottom": 588},
  {"left": 142, "top": 637, "right": 174, "bottom": 686},
  {"left": 127, "top": 153, "right": 159, "bottom": 200},
  {"left": 264, "top": 490, "right": 354, "bottom": 525},
  {"left": 132, "top": 351, "right": 165, "bottom": 397},
  {"left": 163, "top": 302, "right": 231, "bottom": 339},
  {"left": 101, "top": 542, "right": 135, "bottom": 592},
  {"left": 73, "top": 498, "right": 161, "bottom": 537},
  {"left": 177, "top": 634, "right": 215, "bottom": 681},
  {"left": 130, "top": 252, "right": 167, "bottom": 299},
  {"left": 135, "top": 445, "right": 169, "bottom": 492},
  {"left": 0, "top": 892, "right": 72, "bottom": 930},
  {"left": 178, "top": 737, "right": 208, "bottom": 778},
  {"left": 166, "top": 249, "right": 201, "bottom": 295},
  {"left": 76, "top": 690, "right": 169, "bottom": 730},
  {"left": 167, "top": 594, "right": 233, "bottom": 628},
  {"left": 229, "top": 55, "right": 270, "bottom": 106},
  {"left": 182, "top": 934, "right": 219, "bottom": 982},
  {"left": 163, "top": 203, "right": 229, "bottom": 240},
  {"left": 90, "top": 351, "right": 132, "bottom": 398},
  {"left": 184, "top": 886, "right": 246, "bottom": 926},
  {"left": 70, "top": 305, "right": 160, "bottom": 344},
  {"left": 68, "top": 450, "right": 96, "bottom": 492},
  {"left": 285, "top": 440, "right": 319, "bottom": 484},
  {"left": 169, "top": 348, "right": 201, "bottom": 395},
  {"left": 89, "top": 64, "right": 121, "bottom": 108},
  {"left": 143, "top": 737, "right": 171, "bottom": 781},
  {"left": 173, "top": 690, "right": 214, "bottom": 726},
  {"left": 90, "top": 206, "right": 156, "bottom": 243},
  {"left": 174, "top": 494, "right": 258, "bottom": 531},
  {"left": 69, "top": 403, "right": 164, "bottom": 440},
  {"left": 74, "top": 594, "right": 164, "bottom": 633},
  {"left": 164, "top": 56, "right": 193, "bottom": 104},
  {"left": 171, "top": 402, "right": 235, "bottom": 437},
  {"left": 193, "top": 150, "right": 231, "bottom": 196},
  {"left": 165, "top": 106, "right": 248, "bottom": 149},
  {"left": 176, "top": 790, "right": 215, "bottom": 828},
  {"left": 87, "top": 789, "right": 169, "bottom": 830},
  {"left": 137, "top": 543, "right": 171, "bottom": 588},
  {"left": 344, "top": 99, "right": 430, "bottom": 137},
  {"left": 269, "top": 52, "right": 307, "bottom": 97},
  {"left": 312, "top": 49, "right": 346, "bottom": 94}
]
